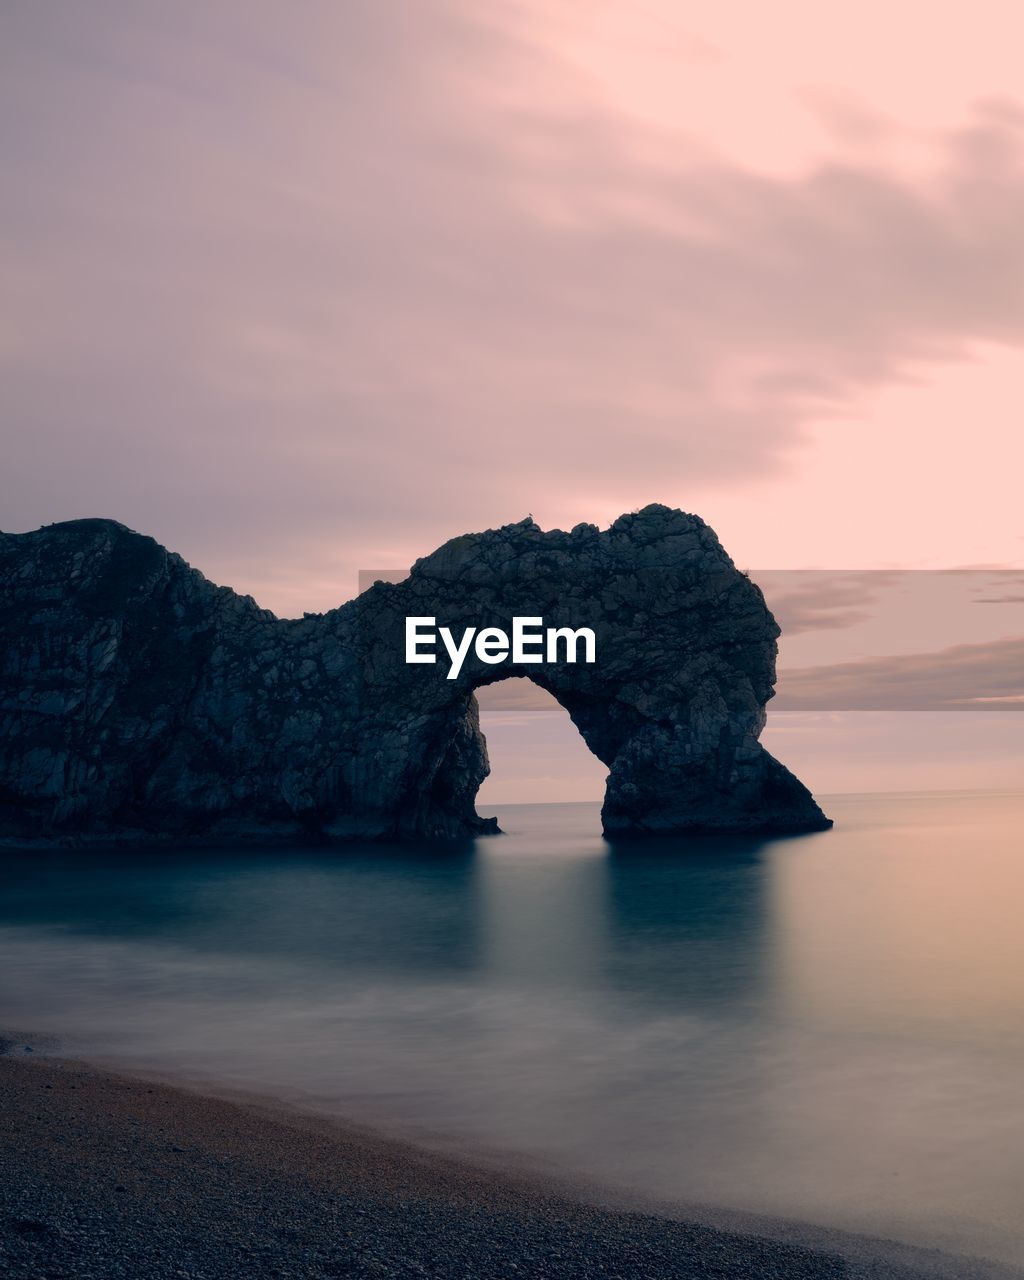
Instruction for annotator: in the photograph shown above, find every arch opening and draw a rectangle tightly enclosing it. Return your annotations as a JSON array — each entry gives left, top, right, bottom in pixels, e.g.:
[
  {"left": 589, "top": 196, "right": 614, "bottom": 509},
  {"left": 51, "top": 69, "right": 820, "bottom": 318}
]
[{"left": 474, "top": 677, "right": 608, "bottom": 817}]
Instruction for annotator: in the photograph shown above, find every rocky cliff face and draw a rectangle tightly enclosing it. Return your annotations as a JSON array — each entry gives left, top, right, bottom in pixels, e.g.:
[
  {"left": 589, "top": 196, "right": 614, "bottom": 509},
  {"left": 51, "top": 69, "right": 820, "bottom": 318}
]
[{"left": 0, "top": 506, "right": 830, "bottom": 844}]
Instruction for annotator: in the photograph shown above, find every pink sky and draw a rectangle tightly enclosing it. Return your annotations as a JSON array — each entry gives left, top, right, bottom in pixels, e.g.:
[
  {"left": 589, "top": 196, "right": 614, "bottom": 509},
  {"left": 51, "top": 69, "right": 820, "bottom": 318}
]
[
  {"left": 3, "top": 0, "right": 1022, "bottom": 615},
  {"left": 2, "top": 2, "right": 1022, "bottom": 800}
]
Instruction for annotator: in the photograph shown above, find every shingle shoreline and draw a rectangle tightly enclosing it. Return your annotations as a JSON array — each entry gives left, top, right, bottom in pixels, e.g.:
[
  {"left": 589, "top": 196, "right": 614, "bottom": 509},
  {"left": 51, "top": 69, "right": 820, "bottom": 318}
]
[{"left": 0, "top": 1052, "right": 1001, "bottom": 1280}]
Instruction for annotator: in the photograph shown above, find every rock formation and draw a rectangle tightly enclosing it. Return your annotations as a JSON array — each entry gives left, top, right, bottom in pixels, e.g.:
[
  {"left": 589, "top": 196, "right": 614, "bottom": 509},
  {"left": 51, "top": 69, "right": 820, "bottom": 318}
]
[{"left": 0, "top": 506, "right": 830, "bottom": 844}]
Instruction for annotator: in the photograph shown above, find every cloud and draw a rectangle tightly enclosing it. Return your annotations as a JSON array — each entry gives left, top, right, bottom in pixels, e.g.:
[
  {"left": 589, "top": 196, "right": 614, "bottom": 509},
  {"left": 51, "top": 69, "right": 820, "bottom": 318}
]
[
  {"left": 971, "top": 570, "right": 1024, "bottom": 604},
  {"left": 774, "top": 636, "right": 1024, "bottom": 710},
  {"left": 757, "top": 571, "right": 904, "bottom": 635},
  {"left": 2, "top": 2, "right": 1024, "bottom": 611}
]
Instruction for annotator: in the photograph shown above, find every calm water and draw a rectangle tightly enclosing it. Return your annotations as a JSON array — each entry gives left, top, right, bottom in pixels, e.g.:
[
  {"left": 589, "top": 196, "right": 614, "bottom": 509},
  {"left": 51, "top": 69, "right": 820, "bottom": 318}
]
[{"left": 2, "top": 793, "right": 1024, "bottom": 1266}]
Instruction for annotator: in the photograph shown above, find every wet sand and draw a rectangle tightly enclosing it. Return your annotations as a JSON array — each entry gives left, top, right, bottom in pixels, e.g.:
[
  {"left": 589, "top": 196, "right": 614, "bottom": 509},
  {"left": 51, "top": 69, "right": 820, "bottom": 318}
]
[{"left": 0, "top": 1047, "right": 1015, "bottom": 1280}]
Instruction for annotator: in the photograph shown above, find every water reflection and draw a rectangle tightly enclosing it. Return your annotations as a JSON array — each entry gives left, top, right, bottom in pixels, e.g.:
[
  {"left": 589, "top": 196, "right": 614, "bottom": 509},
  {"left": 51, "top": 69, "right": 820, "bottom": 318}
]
[
  {"left": 0, "top": 843, "right": 482, "bottom": 976},
  {"left": 602, "top": 835, "right": 770, "bottom": 1012}
]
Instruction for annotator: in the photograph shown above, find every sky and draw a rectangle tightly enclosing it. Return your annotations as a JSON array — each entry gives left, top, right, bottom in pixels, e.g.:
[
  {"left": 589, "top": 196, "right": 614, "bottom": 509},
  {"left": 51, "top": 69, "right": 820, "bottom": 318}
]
[{"left": 2, "top": 1, "right": 1022, "bottom": 799}]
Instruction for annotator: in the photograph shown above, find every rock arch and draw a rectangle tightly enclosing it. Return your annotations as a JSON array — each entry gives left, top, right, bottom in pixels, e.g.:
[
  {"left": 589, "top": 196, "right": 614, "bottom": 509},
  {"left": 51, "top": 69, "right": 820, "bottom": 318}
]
[{"left": 0, "top": 505, "right": 830, "bottom": 845}]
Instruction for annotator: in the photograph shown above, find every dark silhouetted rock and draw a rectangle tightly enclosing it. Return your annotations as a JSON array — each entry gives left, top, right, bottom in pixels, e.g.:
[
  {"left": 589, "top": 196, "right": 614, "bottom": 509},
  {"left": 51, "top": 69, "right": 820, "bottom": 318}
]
[{"left": 0, "top": 507, "right": 830, "bottom": 843}]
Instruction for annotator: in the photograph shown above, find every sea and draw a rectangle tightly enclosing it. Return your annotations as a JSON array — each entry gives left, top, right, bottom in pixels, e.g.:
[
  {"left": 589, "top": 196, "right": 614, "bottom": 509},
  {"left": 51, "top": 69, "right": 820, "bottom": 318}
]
[{"left": 2, "top": 791, "right": 1023, "bottom": 1267}]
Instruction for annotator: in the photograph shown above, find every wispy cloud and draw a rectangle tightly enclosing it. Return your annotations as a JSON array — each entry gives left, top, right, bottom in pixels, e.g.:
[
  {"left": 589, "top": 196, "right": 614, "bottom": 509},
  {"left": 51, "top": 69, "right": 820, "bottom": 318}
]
[
  {"left": 2, "top": 3, "right": 1023, "bottom": 610},
  {"left": 760, "top": 571, "right": 905, "bottom": 635},
  {"left": 971, "top": 570, "right": 1024, "bottom": 604},
  {"left": 775, "top": 636, "right": 1024, "bottom": 710}
]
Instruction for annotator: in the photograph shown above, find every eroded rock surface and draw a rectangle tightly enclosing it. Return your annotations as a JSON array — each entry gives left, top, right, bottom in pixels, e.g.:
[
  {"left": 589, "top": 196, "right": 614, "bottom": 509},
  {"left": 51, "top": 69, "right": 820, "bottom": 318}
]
[{"left": 0, "top": 507, "right": 830, "bottom": 843}]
